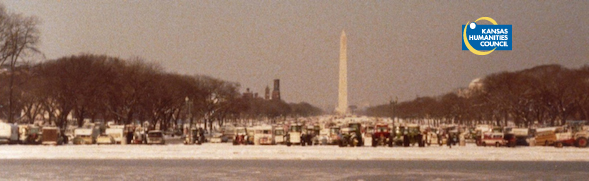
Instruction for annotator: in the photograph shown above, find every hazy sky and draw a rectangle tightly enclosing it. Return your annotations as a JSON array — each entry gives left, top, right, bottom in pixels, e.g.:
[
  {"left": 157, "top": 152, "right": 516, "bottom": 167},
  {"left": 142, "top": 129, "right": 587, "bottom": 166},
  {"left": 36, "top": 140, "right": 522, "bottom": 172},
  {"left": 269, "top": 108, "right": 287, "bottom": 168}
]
[{"left": 3, "top": 0, "right": 589, "bottom": 111}]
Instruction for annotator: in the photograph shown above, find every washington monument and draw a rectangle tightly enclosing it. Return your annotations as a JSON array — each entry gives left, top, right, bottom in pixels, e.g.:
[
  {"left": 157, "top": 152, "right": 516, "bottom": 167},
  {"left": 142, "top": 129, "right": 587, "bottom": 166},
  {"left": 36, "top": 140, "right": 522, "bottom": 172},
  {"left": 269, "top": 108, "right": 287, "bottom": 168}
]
[{"left": 336, "top": 30, "right": 348, "bottom": 115}]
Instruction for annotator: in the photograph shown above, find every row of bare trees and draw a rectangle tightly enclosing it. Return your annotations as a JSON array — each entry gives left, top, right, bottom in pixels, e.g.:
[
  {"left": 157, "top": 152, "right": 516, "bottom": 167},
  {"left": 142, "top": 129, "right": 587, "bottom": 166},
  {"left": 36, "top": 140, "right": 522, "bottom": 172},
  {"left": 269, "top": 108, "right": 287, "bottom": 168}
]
[
  {"left": 366, "top": 64, "right": 589, "bottom": 127},
  {"left": 2, "top": 55, "right": 235, "bottom": 130},
  {"left": 1, "top": 54, "right": 323, "bottom": 131},
  {"left": 0, "top": 4, "right": 323, "bottom": 130}
]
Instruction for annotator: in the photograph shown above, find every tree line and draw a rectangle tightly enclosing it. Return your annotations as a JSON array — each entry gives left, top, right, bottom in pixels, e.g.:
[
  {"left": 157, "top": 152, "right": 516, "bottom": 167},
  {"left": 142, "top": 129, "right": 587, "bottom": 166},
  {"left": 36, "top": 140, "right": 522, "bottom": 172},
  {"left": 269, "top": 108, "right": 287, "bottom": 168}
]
[
  {"left": 0, "top": 4, "right": 323, "bottom": 130},
  {"left": 366, "top": 64, "right": 589, "bottom": 127},
  {"left": 0, "top": 54, "right": 323, "bottom": 131}
]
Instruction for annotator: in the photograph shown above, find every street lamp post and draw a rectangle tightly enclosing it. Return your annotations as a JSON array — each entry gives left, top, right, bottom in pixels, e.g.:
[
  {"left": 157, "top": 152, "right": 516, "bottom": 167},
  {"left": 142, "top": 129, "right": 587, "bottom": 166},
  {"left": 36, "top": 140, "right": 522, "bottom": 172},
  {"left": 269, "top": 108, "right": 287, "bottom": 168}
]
[
  {"left": 390, "top": 96, "right": 398, "bottom": 124},
  {"left": 185, "top": 97, "right": 192, "bottom": 130}
]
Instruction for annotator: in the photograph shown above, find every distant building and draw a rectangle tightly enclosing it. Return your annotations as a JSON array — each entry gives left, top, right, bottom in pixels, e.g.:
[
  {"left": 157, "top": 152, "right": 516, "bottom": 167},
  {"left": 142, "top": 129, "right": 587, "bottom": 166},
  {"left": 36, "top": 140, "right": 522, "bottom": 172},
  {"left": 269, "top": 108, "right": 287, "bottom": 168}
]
[
  {"left": 264, "top": 86, "right": 270, "bottom": 100},
  {"left": 243, "top": 88, "right": 254, "bottom": 99},
  {"left": 271, "top": 79, "right": 281, "bottom": 100},
  {"left": 457, "top": 78, "right": 484, "bottom": 98}
]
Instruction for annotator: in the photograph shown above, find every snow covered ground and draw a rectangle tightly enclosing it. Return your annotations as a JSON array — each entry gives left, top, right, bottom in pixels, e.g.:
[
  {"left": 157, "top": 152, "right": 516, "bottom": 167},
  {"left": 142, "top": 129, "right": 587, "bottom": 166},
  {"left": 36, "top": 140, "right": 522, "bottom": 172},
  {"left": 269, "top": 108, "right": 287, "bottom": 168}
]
[{"left": 1, "top": 143, "right": 589, "bottom": 161}]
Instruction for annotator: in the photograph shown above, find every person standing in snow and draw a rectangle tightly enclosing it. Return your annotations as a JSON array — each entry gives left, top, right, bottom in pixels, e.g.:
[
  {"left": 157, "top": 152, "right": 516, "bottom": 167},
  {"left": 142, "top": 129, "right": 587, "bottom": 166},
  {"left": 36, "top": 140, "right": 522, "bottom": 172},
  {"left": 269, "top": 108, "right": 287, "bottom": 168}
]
[{"left": 446, "top": 132, "right": 452, "bottom": 148}]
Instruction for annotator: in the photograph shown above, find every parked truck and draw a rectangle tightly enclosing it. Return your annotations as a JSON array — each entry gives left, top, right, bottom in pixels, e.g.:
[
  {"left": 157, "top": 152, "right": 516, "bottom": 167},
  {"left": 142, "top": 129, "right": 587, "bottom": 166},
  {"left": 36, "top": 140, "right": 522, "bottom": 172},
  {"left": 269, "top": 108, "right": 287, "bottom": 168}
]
[
  {"left": 41, "top": 127, "right": 64, "bottom": 145},
  {"left": 105, "top": 125, "right": 125, "bottom": 144},
  {"left": 73, "top": 123, "right": 100, "bottom": 145},
  {"left": 254, "top": 125, "right": 274, "bottom": 145},
  {"left": 512, "top": 128, "right": 535, "bottom": 146},
  {"left": 0, "top": 122, "right": 19, "bottom": 144},
  {"left": 18, "top": 124, "right": 42, "bottom": 144},
  {"left": 286, "top": 124, "right": 303, "bottom": 146},
  {"left": 273, "top": 126, "right": 286, "bottom": 145}
]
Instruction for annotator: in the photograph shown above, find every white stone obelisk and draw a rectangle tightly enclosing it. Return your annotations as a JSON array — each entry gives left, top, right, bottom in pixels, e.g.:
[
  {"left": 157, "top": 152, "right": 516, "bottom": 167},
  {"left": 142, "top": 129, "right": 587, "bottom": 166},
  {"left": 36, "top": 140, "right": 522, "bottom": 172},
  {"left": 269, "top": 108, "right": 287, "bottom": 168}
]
[{"left": 336, "top": 30, "right": 348, "bottom": 115}]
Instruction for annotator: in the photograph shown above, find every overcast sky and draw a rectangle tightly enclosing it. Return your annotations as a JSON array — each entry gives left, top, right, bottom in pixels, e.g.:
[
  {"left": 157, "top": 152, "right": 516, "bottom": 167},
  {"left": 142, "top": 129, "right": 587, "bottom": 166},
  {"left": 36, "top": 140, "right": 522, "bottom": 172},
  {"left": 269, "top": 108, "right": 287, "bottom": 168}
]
[{"left": 3, "top": 0, "right": 589, "bottom": 111}]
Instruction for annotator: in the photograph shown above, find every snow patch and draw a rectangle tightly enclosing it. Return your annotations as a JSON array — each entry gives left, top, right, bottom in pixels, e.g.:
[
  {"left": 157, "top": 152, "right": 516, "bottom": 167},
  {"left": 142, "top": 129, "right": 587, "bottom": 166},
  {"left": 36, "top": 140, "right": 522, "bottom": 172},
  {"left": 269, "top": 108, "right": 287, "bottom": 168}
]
[{"left": 1, "top": 144, "right": 588, "bottom": 161}]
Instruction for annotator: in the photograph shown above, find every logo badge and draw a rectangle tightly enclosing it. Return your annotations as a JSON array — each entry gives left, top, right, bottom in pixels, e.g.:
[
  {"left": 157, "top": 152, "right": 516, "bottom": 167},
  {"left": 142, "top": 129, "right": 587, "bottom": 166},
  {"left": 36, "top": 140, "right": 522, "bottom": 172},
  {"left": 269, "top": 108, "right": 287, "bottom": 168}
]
[{"left": 462, "top": 17, "right": 512, "bottom": 55}]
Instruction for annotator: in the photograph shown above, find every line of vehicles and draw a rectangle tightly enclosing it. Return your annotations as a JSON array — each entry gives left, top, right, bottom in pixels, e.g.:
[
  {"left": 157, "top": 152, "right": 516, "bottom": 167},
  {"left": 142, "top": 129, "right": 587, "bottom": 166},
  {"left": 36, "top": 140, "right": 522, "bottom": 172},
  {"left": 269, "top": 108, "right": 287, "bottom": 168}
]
[
  {"left": 3, "top": 119, "right": 589, "bottom": 149},
  {"left": 0, "top": 122, "right": 65, "bottom": 145},
  {"left": 227, "top": 120, "right": 589, "bottom": 149},
  {"left": 469, "top": 120, "right": 589, "bottom": 148},
  {"left": 0, "top": 121, "right": 167, "bottom": 146},
  {"left": 228, "top": 122, "right": 459, "bottom": 147}
]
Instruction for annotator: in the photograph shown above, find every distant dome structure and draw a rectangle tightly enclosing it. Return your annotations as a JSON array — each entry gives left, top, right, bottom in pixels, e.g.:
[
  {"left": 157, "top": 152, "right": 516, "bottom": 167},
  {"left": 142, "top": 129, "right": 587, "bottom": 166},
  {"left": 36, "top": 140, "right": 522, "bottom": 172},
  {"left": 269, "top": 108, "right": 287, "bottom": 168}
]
[{"left": 468, "top": 78, "right": 483, "bottom": 90}]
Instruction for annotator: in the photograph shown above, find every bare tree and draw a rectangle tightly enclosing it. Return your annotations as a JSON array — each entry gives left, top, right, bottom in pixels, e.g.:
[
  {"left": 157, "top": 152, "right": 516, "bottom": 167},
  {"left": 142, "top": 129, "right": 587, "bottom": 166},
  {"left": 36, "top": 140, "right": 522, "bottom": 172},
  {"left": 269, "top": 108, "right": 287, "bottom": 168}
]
[{"left": 0, "top": 5, "right": 40, "bottom": 123}]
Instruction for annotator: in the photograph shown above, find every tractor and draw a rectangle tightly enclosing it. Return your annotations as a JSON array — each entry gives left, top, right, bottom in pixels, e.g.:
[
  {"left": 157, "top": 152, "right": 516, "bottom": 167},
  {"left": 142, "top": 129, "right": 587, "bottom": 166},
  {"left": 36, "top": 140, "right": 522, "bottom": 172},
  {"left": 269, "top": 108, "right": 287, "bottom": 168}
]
[
  {"left": 232, "top": 127, "right": 247, "bottom": 145},
  {"left": 403, "top": 124, "right": 425, "bottom": 147},
  {"left": 301, "top": 125, "right": 320, "bottom": 146},
  {"left": 554, "top": 120, "right": 589, "bottom": 148},
  {"left": 371, "top": 124, "right": 392, "bottom": 147},
  {"left": 338, "top": 123, "right": 364, "bottom": 147},
  {"left": 328, "top": 126, "right": 341, "bottom": 145},
  {"left": 392, "top": 125, "right": 406, "bottom": 146}
]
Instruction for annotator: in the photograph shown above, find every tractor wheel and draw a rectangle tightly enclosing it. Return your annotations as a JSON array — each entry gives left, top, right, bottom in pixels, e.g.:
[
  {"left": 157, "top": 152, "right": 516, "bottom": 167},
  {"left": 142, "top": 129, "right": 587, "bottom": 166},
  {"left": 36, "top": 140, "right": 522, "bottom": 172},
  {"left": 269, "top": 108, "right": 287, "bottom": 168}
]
[
  {"left": 301, "top": 140, "right": 306, "bottom": 146},
  {"left": 388, "top": 139, "right": 393, "bottom": 147},
  {"left": 339, "top": 139, "right": 347, "bottom": 147},
  {"left": 509, "top": 141, "right": 516, "bottom": 148},
  {"left": 403, "top": 135, "right": 410, "bottom": 147},
  {"left": 351, "top": 137, "right": 360, "bottom": 147},
  {"left": 495, "top": 142, "right": 500, "bottom": 147},
  {"left": 555, "top": 142, "right": 563, "bottom": 148},
  {"left": 575, "top": 137, "right": 587, "bottom": 148},
  {"left": 482, "top": 142, "right": 486, "bottom": 147},
  {"left": 286, "top": 141, "right": 292, "bottom": 147},
  {"left": 372, "top": 139, "right": 377, "bottom": 147}
]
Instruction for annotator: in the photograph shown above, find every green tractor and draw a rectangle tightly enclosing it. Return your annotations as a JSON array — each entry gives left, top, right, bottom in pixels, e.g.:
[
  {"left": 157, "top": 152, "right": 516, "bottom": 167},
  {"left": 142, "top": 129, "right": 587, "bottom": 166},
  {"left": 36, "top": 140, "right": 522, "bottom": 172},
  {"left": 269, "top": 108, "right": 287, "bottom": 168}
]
[
  {"left": 338, "top": 123, "right": 364, "bottom": 147},
  {"left": 403, "top": 124, "right": 425, "bottom": 147}
]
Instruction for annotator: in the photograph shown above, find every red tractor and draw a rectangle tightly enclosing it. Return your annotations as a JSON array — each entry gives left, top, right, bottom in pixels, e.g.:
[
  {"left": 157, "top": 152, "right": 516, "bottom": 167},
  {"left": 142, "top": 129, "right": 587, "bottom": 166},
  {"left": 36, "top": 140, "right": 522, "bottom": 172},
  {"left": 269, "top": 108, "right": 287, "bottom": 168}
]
[
  {"left": 232, "top": 127, "right": 248, "bottom": 145},
  {"left": 371, "top": 124, "right": 392, "bottom": 147},
  {"left": 554, "top": 121, "right": 589, "bottom": 148}
]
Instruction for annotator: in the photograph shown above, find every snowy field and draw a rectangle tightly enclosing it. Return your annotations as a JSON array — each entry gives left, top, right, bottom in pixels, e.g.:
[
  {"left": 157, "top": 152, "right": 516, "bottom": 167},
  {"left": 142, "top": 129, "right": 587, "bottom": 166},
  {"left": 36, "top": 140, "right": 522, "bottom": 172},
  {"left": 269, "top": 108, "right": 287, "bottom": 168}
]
[{"left": 2, "top": 143, "right": 589, "bottom": 161}]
